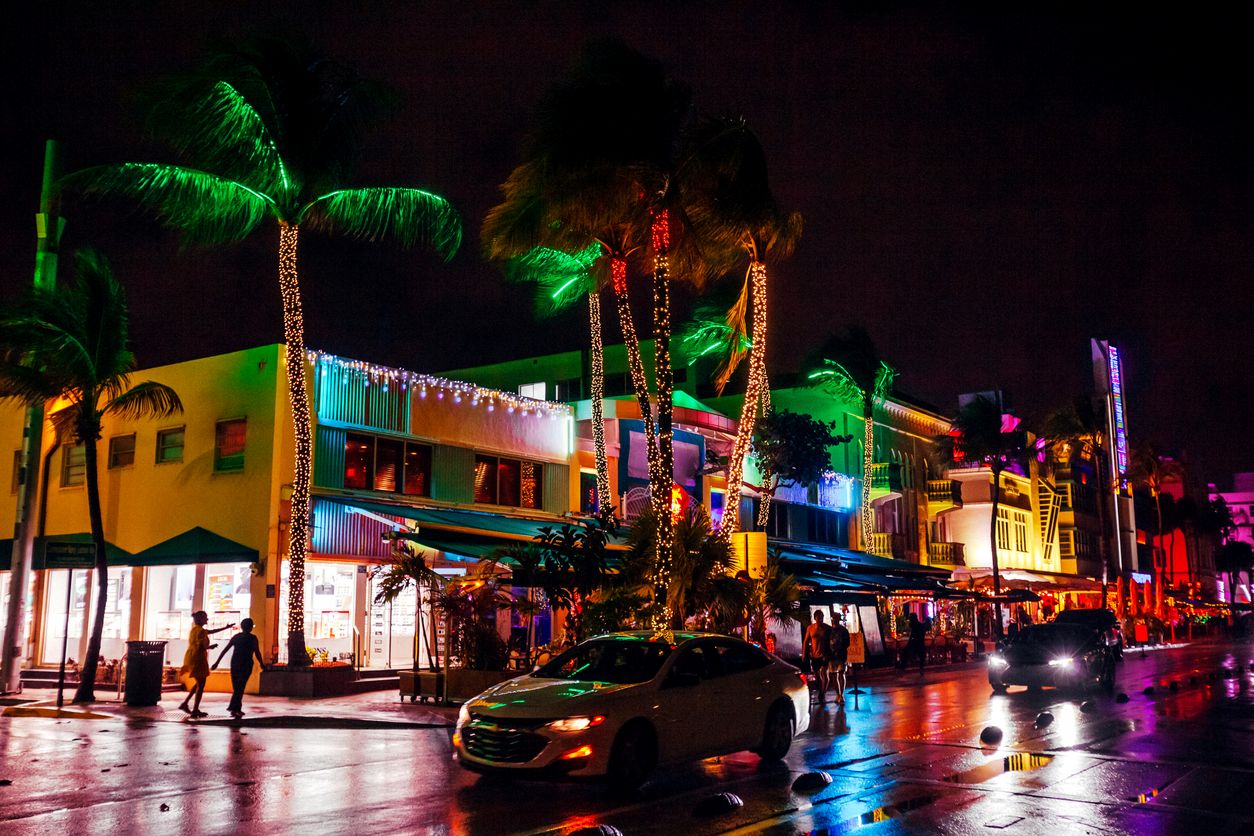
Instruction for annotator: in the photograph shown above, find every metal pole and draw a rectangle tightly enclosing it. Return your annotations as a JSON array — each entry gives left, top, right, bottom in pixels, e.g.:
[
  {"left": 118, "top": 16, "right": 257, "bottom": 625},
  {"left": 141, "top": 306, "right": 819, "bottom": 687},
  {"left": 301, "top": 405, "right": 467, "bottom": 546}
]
[
  {"left": 56, "top": 571, "right": 73, "bottom": 710},
  {"left": 3, "top": 140, "right": 63, "bottom": 695}
]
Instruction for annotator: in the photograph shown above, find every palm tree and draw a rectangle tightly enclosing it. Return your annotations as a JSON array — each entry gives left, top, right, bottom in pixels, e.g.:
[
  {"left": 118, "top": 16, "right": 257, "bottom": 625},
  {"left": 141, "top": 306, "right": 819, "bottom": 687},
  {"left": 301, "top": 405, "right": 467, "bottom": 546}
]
[
  {"left": 743, "top": 551, "right": 801, "bottom": 646},
  {"left": 806, "top": 326, "right": 897, "bottom": 548},
  {"left": 1128, "top": 442, "right": 1184, "bottom": 614},
  {"left": 64, "top": 40, "right": 462, "bottom": 666},
  {"left": 0, "top": 250, "right": 183, "bottom": 702},
  {"left": 1042, "top": 396, "right": 1115, "bottom": 605},
  {"left": 372, "top": 539, "right": 443, "bottom": 671},
  {"left": 934, "top": 396, "right": 1030, "bottom": 638},
  {"left": 625, "top": 505, "right": 740, "bottom": 630},
  {"left": 502, "top": 243, "right": 614, "bottom": 521},
  {"left": 678, "top": 116, "right": 802, "bottom": 536}
]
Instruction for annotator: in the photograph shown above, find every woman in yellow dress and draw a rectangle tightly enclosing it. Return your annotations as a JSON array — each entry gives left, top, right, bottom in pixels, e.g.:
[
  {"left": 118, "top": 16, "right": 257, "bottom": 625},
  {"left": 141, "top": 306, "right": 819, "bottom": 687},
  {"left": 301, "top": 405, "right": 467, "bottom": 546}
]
[{"left": 178, "top": 610, "right": 234, "bottom": 717}]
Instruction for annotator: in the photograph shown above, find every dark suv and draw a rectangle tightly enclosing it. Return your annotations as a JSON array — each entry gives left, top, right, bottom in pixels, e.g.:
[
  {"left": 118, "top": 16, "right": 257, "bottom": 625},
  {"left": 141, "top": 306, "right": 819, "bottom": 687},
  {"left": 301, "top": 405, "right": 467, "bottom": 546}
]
[{"left": 1052, "top": 608, "right": 1123, "bottom": 659}]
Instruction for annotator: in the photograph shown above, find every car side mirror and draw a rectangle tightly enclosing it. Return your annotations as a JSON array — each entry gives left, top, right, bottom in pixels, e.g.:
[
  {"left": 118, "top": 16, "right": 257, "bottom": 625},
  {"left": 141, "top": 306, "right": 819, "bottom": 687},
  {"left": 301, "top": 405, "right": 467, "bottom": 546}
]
[{"left": 665, "top": 672, "right": 701, "bottom": 689}]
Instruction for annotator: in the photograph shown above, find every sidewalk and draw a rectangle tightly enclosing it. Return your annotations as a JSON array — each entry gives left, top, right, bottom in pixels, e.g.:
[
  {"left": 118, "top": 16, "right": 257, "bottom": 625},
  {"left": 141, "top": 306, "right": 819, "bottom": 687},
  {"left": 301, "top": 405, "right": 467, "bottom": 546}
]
[{"left": 2, "top": 687, "right": 460, "bottom": 728}]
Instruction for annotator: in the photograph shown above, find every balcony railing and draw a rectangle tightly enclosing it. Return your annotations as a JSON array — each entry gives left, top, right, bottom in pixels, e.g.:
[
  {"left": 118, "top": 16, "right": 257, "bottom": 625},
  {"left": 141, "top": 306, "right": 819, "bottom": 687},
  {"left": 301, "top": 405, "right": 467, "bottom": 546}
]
[
  {"left": 927, "top": 541, "right": 966, "bottom": 567},
  {"left": 927, "top": 479, "right": 963, "bottom": 511},
  {"left": 869, "top": 463, "right": 903, "bottom": 500},
  {"left": 869, "top": 531, "right": 894, "bottom": 558}
]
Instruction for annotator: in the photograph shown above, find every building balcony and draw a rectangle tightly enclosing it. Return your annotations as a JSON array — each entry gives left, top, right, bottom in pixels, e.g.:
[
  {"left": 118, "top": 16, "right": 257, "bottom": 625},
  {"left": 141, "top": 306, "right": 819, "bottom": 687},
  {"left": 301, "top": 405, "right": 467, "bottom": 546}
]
[
  {"left": 927, "top": 541, "right": 966, "bottom": 567},
  {"left": 868, "top": 531, "right": 907, "bottom": 560},
  {"left": 927, "top": 479, "right": 963, "bottom": 515},
  {"left": 868, "top": 463, "right": 903, "bottom": 503}
]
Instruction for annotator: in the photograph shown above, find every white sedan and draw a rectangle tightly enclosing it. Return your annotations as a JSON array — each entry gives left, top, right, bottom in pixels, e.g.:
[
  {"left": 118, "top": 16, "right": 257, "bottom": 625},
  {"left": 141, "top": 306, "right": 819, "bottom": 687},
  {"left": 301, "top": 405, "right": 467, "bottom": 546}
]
[{"left": 453, "top": 631, "right": 811, "bottom": 788}]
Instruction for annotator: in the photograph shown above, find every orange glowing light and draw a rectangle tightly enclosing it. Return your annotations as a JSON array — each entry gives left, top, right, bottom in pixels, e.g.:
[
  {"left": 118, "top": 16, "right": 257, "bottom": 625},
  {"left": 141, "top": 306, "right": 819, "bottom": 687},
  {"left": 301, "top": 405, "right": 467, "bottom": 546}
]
[{"left": 560, "top": 745, "right": 594, "bottom": 760}]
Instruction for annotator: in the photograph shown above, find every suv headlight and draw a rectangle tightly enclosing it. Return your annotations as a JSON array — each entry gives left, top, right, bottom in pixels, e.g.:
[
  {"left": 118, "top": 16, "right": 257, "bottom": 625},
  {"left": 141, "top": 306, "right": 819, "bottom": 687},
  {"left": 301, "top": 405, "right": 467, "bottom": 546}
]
[
  {"left": 546, "top": 715, "right": 606, "bottom": 733},
  {"left": 988, "top": 655, "right": 1009, "bottom": 670},
  {"left": 1048, "top": 657, "right": 1074, "bottom": 668}
]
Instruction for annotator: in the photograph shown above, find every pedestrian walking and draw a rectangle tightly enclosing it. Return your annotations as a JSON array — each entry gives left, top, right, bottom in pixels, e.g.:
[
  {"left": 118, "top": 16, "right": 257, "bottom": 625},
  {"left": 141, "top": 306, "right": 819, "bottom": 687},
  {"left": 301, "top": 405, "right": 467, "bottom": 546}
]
[
  {"left": 803, "top": 611, "right": 833, "bottom": 701},
  {"left": 901, "top": 612, "right": 928, "bottom": 676},
  {"left": 177, "top": 611, "right": 233, "bottom": 718},
  {"left": 212, "top": 618, "right": 266, "bottom": 719},
  {"left": 829, "top": 612, "right": 851, "bottom": 703}
]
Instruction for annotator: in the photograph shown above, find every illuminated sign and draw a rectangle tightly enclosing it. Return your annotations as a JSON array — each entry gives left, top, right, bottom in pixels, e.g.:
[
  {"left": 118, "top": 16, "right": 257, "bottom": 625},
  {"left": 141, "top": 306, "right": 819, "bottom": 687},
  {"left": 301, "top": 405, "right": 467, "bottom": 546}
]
[{"left": 1108, "top": 345, "right": 1129, "bottom": 478}]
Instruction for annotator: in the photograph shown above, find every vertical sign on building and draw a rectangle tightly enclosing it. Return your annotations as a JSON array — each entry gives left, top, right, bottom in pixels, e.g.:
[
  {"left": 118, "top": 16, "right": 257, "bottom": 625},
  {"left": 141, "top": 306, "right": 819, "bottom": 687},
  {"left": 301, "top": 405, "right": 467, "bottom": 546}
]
[{"left": 1107, "top": 345, "right": 1129, "bottom": 481}]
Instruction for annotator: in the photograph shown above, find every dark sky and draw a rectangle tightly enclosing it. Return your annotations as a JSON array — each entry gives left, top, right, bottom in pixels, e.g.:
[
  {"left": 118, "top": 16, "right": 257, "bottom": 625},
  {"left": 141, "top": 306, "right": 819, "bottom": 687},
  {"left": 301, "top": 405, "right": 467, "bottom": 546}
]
[{"left": 2, "top": 3, "right": 1252, "bottom": 482}]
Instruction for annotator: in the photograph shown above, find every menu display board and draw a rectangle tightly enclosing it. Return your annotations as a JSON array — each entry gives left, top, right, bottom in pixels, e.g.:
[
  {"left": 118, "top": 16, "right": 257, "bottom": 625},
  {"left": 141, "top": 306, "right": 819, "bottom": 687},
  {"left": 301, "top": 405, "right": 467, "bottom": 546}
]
[{"left": 857, "top": 605, "right": 885, "bottom": 657}]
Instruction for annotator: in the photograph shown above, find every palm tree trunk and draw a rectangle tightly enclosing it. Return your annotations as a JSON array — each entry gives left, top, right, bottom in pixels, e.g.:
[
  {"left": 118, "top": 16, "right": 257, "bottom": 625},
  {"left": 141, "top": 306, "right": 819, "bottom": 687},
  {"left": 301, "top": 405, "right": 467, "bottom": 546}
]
[
  {"left": 652, "top": 213, "right": 675, "bottom": 622},
  {"left": 279, "top": 222, "right": 314, "bottom": 668},
  {"left": 1155, "top": 494, "right": 1165, "bottom": 617},
  {"left": 722, "top": 261, "right": 769, "bottom": 536},
  {"left": 73, "top": 426, "right": 107, "bottom": 703},
  {"left": 587, "top": 292, "right": 613, "bottom": 522},
  {"left": 609, "top": 255, "right": 658, "bottom": 496},
  {"left": 861, "top": 393, "right": 875, "bottom": 551},
  {"left": 989, "top": 463, "right": 1004, "bottom": 640}
]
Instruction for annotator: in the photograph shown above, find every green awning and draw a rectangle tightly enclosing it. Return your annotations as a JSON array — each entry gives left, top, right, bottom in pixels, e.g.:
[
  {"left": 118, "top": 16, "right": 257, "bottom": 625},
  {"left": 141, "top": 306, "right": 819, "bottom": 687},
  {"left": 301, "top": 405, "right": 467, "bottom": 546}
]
[
  {"left": 131, "top": 527, "right": 259, "bottom": 567},
  {"left": 315, "top": 496, "right": 630, "bottom": 560},
  {"left": 0, "top": 534, "right": 131, "bottom": 570},
  {"left": 772, "top": 539, "right": 951, "bottom": 578}
]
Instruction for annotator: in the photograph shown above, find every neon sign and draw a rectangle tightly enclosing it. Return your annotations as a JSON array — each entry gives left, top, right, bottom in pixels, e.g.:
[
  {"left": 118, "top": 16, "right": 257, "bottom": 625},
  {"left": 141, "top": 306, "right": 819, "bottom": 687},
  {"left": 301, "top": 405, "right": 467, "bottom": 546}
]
[{"left": 1108, "top": 345, "right": 1128, "bottom": 478}]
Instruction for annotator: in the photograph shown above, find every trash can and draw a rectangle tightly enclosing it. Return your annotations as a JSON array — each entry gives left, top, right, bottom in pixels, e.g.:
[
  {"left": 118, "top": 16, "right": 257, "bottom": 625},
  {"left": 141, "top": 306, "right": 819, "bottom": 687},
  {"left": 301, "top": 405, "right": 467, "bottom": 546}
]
[{"left": 124, "top": 640, "right": 168, "bottom": 706}]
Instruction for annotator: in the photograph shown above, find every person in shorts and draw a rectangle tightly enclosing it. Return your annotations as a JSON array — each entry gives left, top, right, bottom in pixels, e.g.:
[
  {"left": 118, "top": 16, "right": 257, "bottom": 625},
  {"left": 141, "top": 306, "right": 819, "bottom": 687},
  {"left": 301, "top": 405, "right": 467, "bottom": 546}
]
[
  {"left": 829, "top": 611, "right": 852, "bottom": 704},
  {"left": 803, "top": 611, "right": 833, "bottom": 701}
]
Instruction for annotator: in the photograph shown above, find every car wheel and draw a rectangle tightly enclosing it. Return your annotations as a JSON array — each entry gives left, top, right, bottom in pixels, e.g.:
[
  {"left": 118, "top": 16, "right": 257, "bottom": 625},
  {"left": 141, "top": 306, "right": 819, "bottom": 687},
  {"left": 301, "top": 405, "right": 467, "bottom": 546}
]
[
  {"left": 757, "top": 702, "right": 795, "bottom": 762},
  {"left": 989, "top": 677, "right": 1008, "bottom": 694},
  {"left": 607, "top": 720, "right": 657, "bottom": 791}
]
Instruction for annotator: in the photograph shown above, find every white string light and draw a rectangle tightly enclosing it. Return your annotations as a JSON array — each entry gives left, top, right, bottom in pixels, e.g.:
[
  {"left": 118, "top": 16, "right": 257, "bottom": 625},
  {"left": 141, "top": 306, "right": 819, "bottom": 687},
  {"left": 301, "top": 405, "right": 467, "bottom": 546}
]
[{"left": 721, "top": 260, "right": 770, "bottom": 536}]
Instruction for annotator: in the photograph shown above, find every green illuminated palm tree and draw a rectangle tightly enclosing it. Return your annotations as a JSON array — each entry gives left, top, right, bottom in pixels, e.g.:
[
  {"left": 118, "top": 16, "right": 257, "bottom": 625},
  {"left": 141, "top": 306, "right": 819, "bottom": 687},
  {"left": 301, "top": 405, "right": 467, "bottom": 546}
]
[
  {"left": 64, "top": 40, "right": 461, "bottom": 665},
  {"left": 679, "top": 116, "right": 801, "bottom": 534},
  {"left": 504, "top": 243, "right": 614, "bottom": 521},
  {"left": 0, "top": 250, "right": 182, "bottom": 702},
  {"left": 806, "top": 326, "right": 897, "bottom": 548}
]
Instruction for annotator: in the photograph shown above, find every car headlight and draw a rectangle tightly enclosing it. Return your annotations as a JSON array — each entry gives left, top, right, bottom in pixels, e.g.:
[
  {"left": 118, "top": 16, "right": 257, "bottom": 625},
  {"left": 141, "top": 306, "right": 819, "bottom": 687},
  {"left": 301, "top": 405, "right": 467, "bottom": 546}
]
[
  {"left": 1048, "top": 657, "right": 1074, "bottom": 668},
  {"left": 545, "top": 715, "right": 606, "bottom": 733},
  {"left": 456, "top": 705, "right": 471, "bottom": 729},
  {"left": 988, "top": 655, "right": 1009, "bottom": 670}
]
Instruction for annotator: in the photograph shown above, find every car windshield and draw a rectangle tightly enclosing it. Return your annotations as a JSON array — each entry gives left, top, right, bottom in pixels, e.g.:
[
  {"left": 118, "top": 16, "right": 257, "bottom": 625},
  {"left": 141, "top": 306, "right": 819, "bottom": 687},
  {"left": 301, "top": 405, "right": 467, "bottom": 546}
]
[
  {"left": 533, "top": 639, "right": 673, "bottom": 685},
  {"left": 1013, "top": 624, "right": 1095, "bottom": 651},
  {"left": 1055, "top": 610, "right": 1114, "bottom": 626}
]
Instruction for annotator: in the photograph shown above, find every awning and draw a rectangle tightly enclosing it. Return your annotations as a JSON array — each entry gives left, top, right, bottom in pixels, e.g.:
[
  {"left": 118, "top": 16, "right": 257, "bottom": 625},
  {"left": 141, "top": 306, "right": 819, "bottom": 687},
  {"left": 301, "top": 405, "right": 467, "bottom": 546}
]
[
  {"left": 0, "top": 535, "right": 132, "bottom": 570},
  {"left": 949, "top": 568, "right": 1102, "bottom": 592},
  {"left": 772, "top": 539, "right": 951, "bottom": 578},
  {"left": 132, "top": 527, "right": 259, "bottom": 567},
  {"left": 315, "top": 496, "right": 630, "bottom": 559}
]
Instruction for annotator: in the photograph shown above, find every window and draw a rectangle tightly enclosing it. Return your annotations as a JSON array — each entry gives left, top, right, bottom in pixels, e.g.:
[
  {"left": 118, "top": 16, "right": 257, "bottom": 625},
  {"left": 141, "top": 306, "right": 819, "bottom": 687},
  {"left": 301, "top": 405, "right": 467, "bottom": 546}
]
[
  {"left": 518, "top": 382, "right": 546, "bottom": 401},
  {"left": 475, "top": 454, "right": 543, "bottom": 508},
  {"left": 214, "top": 419, "right": 246, "bottom": 472},
  {"left": 806, "top": 506, "right": 846, "bottom": 545},
  {"left": 344, "top": 434, "right": 374, "bottom": 490},
  {"left": 374, "top": 438, "right": 402, "bottom": 491},
  {"left": 996, "top": 508, "right": 1010, "bottom": 550},
  {"left": 709, "top": 490, "right": 726, "bottom": 528},
  {"left": 1059, "top": 530, "right": 1075, "bottom": 557},
  {"left": 61, "top": 444, "right": 86, "bottom": 487},
  {"left": 553, "top": 377, "right": 584, "bottom": 402},
  {"left": 156, "top": 427, "right": 185, "bottom": 464},
  {"left": 108, "top": 434, "right": 136, "bottom": 469},
  {"left": 712, "top": 639, "right": 770, "bottom": 675},
  {"left": 403, "top": 443, "right": 431, "bottom": 496},
  {"left": 11, "top": 450, "right": 20, "bottom": 494}
]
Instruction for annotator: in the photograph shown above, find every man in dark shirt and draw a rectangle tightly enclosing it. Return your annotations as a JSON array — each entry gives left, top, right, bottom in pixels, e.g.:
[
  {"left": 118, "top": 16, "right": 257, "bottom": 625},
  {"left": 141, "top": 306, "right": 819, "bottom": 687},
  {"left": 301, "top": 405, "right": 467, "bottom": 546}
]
[
  {"left": 213, "top": 618, "right": 266, "bottom": 719},
  {"left": 829, "top": 612, "right": 852, "bottom": 703}
]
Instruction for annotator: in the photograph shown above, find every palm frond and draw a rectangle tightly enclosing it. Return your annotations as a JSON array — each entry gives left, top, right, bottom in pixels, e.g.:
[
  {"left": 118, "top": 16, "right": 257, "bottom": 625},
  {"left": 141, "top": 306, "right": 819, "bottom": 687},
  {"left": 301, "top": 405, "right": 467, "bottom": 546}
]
[
  {"left": 872, "top": 361, "right": 898, "bottom": 406},
  {"left": 63, "top": 164, "right": 272, "bottom": 245},
  {"left": 808, "top": 360, "right": 865, "bottom": 405},
  {"left": 74, "top": 250, "right": 136, "bottom": 385},
  {"left": 106, "top": 381, "right": 184, "bottom": 421},
  {"left": 305, "top": 187, "right": 462, "bottom": 259},
  {"left": 482, "top": 160, "right": 550, "bottom": 261},
  {"left": 0, "top": 359, "right": 59, "bottom": 406},
  {"left": 506, "top": 243, "right": 602, "bottom": 316},
  {"left": 166, "top": 80, "right": 292, "bottom": 198}
]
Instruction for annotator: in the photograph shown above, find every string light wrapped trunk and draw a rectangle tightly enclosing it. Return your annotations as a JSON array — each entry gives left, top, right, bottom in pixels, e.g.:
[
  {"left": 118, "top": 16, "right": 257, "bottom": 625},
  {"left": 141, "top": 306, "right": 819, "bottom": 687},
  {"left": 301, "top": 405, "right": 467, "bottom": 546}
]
[
  {"left": 651, "top": 211, "right": 675, "bottom": 627},
  {"left": 721, "top": 260, "right": 769, "bottom": 535},
  {"left": 610, "top": 255, "right": 659, "bottom": 500},
  {"left": 588, "top": 291, "right": 613, "bottom": 522}
]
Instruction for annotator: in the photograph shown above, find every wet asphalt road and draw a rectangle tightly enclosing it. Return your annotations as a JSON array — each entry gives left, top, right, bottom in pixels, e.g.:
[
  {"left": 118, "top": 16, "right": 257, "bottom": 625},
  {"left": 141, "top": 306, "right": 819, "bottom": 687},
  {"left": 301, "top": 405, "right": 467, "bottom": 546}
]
[{"left": 2, "top": 640, "right": 1253, "bottom": 835}]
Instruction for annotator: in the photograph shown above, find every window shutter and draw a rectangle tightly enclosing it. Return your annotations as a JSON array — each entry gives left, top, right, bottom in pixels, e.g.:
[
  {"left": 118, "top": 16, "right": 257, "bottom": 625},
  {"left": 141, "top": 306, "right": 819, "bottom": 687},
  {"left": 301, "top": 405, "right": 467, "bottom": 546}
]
[
  {"left": 432, "top": 445, "right": 475, "bottom": 503},
  {"left": 542, "top": 463, "right": 569, "bottom": 514},
  {"left": 314, "top": 426, "right": 346, "bottom": 489}
]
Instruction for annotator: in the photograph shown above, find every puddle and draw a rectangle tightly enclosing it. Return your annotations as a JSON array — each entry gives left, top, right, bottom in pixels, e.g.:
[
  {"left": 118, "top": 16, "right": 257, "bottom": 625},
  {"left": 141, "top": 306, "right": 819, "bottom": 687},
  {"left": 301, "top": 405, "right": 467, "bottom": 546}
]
[
  {"left": 845, "top": 793, "right": 940, "bottom": 827},
  {"left": 944, "top": 752, "right": 1053, "bottom": 784}
]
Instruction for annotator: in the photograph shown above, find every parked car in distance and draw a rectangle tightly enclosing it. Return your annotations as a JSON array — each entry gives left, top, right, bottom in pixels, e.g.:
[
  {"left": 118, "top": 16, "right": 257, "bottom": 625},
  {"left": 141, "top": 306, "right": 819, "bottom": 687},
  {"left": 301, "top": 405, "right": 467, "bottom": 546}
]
[
  {"left": 988, "top": 622, "right": 1117, "bottom": 693},
  {"left": 454, "top": 631, "right": 810, "bottom": 789},
  {"left": 1052, "top": 607, "right": 1124, "bottom": 658}
]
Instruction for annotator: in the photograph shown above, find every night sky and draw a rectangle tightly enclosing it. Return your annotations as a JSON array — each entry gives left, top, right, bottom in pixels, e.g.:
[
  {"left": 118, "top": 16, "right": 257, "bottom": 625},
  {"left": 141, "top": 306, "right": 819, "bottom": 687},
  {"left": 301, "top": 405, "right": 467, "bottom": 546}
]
[{"left": 2, "top": 3, "right": 1251, "bottom": 481}]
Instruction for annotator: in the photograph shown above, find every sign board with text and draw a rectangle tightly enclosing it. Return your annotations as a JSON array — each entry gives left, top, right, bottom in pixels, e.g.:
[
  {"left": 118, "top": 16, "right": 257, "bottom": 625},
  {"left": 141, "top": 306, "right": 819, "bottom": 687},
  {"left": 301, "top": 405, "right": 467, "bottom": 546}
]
[
  {"left": 847, "top": 631, "right": 866, "bottom": 665},
  {"left": 43, "top": 541, "right": 96, "bottom": 569}
]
